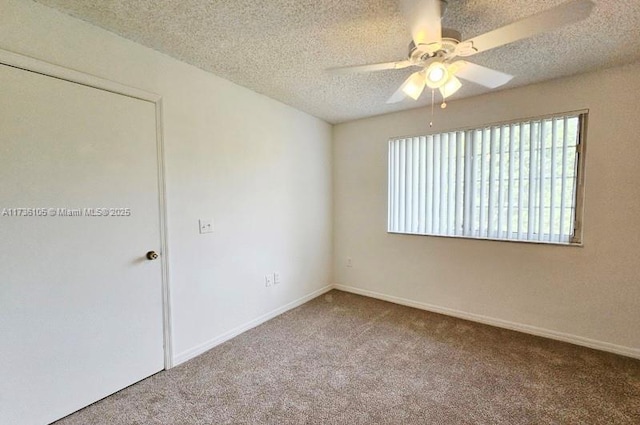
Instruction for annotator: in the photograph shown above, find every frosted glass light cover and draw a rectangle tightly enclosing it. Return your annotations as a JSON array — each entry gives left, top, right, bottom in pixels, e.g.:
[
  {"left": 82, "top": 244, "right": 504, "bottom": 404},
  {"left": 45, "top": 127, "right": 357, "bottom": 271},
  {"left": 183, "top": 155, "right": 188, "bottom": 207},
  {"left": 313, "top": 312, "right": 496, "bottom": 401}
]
[
  {"left": 439, "top": 76, "right": 462, "bottom": 98},
  {"left": 401, "top": 71, "right": 426, "bottom": 100},
  {"left": 425, "top": 62, "right": 449, "bottom": 88}
]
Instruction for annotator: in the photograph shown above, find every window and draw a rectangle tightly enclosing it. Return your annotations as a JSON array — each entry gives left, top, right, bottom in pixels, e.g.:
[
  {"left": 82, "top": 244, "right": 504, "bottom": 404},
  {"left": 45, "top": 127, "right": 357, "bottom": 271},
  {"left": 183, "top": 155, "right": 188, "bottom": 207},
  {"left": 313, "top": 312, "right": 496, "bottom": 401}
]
[{"left": 388, "top": 111, "right": 586, "bottom": 244}]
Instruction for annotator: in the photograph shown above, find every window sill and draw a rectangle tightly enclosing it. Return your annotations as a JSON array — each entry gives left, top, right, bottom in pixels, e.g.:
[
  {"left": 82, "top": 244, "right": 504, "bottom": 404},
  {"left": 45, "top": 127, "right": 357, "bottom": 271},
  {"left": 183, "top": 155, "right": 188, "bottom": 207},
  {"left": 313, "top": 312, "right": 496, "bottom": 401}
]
[{"left": 387, "top": 231, "right": 584, "bottom": 247}]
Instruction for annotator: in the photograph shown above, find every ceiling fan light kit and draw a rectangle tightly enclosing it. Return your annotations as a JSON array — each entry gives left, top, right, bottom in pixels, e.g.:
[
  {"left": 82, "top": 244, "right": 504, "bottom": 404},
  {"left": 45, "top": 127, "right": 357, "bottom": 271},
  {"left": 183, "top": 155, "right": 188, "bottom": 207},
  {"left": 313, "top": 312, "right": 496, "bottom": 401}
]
[
  {"left": 425, "top": 62, "right": 449, "bottom": 88},
  {"left": 439, "top": 75, "right": 462, "bottom": 99},
  {"left": 401, "top": 71, "right": 427, "bottom": 100},
  {"left": 330, "top": 0, "right": 595, "bottom": 109}
]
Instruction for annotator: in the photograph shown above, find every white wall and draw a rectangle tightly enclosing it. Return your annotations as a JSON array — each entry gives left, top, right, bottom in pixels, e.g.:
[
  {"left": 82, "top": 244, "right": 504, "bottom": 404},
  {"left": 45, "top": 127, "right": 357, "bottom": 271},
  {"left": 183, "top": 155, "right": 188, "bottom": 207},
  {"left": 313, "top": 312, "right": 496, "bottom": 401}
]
[
  {"left": 0, "top": 0, "right": 332, "bottom": 364},
  {"left": 333, "top": 62, "right": 640, "bottom": 356}
]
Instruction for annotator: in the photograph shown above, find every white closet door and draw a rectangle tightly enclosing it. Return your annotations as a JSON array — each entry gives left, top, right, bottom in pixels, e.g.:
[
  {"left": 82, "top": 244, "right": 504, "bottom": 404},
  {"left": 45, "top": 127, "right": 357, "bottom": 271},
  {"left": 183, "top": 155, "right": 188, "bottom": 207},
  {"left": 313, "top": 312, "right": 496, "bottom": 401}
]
[{"left": 0, "top": 64, "right": 165, "bottom": 425}]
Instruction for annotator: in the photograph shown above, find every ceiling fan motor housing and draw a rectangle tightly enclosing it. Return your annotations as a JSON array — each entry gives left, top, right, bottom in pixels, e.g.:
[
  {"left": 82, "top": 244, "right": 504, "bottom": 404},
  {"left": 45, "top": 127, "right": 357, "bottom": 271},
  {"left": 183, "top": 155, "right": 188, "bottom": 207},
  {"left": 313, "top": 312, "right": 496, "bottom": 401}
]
[{"left": 409, "top": 28, "right": 462, "bottom": 62}]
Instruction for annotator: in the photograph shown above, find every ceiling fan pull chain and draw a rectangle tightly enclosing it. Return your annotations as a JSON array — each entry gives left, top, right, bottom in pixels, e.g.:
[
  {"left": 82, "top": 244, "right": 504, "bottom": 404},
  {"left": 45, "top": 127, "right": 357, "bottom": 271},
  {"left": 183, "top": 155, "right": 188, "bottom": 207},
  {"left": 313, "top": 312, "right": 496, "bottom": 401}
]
[{"left": 429, "top": 89, "right": 435, "bottom": 127}]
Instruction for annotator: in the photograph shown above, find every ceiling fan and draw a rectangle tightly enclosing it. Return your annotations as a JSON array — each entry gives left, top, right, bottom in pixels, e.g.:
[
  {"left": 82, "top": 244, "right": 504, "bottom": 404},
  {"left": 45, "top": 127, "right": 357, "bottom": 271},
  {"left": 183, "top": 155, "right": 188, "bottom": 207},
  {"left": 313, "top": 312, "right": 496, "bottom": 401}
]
[{"left": 330, "top": 0, "right": 594, "bottom": 105}]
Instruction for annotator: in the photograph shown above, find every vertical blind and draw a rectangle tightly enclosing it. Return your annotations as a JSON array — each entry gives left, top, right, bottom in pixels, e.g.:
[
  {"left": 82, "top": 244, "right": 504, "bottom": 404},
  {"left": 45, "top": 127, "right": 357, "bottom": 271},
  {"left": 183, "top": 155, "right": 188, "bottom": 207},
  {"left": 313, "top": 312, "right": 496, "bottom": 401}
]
[{"left": 388, "top": 112, "right": 585, "bottom": 244}]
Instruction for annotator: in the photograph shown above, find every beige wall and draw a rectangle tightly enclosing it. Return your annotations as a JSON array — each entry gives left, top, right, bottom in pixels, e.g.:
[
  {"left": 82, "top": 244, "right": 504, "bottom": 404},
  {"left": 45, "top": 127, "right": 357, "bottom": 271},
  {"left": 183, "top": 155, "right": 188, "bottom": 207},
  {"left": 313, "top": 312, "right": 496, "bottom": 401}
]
[
  {"left": 0, "top": 0, "right": 332, "bottom": 364},
  {"left": 333, "top": 62, "right": 640, "bottom": 355}
]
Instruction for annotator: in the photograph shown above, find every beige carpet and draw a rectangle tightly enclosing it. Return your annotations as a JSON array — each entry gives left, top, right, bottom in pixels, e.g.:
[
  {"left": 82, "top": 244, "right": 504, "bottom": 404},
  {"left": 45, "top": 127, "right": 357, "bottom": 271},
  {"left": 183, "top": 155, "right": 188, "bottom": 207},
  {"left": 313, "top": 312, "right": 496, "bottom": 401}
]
[{"left": 55, "top": 290, "right": 640, "bottom": 424}]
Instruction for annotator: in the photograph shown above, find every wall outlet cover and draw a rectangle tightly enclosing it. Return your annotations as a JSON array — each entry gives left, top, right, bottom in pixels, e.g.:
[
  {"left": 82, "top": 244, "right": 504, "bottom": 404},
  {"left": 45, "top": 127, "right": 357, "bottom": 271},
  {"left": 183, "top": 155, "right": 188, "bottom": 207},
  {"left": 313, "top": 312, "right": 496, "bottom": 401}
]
[{"left": 199, "top": 218, "right": 214, "bottom": 234}]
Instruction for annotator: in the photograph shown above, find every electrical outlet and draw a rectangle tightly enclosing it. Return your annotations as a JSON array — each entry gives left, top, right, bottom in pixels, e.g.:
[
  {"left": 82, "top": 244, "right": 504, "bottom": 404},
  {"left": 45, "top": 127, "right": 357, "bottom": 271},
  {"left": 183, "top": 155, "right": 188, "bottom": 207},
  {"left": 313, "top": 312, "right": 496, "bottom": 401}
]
[
  {"left": 274, "top": 272, "right": 281, "bottom": 285},
  {"left": 346, "top": 257, "right": 353, "bottom": 267},
  {"left": 265, "top": 274, "right": 273, "bottom": 287},
  {"left": 199, "top": 218, "right": 214, "bottom": 234}
]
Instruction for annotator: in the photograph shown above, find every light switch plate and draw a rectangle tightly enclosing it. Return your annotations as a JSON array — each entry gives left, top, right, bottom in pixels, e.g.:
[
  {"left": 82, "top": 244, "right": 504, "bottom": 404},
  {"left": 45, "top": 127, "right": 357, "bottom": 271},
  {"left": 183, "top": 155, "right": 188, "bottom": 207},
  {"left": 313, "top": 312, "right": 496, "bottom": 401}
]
[
  {"left": 199, "top": 218, "right": 214, "bottom": 234},
  {"left": 274, "top": 272, "right": 281, "bottom": 285}
]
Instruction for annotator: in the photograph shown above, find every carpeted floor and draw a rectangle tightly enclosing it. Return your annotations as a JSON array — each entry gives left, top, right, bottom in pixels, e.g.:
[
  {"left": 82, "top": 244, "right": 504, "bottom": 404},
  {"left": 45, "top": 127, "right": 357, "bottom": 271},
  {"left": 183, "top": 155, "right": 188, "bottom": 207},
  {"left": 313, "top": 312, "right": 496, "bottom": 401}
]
[{"left": 55, "top": 290, "right": 640, "bottom": 424}]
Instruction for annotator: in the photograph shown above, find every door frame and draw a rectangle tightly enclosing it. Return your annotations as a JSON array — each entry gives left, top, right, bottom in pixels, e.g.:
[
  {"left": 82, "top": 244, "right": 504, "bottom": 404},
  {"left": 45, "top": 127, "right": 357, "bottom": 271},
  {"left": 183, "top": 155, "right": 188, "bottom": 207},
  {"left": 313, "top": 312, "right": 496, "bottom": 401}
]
[{"left": 0, "top": 48, "right": 174, "bottom": 369}]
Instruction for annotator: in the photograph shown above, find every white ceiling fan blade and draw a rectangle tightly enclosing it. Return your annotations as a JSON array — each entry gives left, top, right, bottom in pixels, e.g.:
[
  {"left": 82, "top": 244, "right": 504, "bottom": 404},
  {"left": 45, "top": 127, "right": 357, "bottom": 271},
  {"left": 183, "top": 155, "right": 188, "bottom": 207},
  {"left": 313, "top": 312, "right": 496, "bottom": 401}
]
[
  {"left": 400, "top": 0, "right": 442, "bottom": 49},
  {"left": 387, "top": 71, "right": 426, "bottom": 104},
  {"left": 328, "top": 60, "right": 413, "bottom": 74},
  {"left": 451, "top": 61, "right": 513, "bottom": 88},
  {"left": 456, "top": 0, "right": 594, "bottom": 57}
]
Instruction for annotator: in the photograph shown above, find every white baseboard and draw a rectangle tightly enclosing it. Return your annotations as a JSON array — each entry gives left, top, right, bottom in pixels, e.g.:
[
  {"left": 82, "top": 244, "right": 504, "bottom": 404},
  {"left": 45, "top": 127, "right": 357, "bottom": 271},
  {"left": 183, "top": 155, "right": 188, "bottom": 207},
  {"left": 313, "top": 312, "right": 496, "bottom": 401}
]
[
  {"left": 173, "top": 283, "right": 639, "bottom": 366},
  {"left": 333, "top": 284, "right": 640, "bottom": 360},
  {"left": 172, "top": 285, "right": 333, "bottom": 366}
]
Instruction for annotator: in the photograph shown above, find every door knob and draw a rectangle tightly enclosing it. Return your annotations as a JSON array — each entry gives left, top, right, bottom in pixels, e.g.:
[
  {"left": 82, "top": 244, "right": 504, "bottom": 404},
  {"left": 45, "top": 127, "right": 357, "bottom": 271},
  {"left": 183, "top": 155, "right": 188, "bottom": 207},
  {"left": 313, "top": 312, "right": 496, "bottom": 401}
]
[{"left": 146, "top": 251, "right": 159, "bottom": 260}]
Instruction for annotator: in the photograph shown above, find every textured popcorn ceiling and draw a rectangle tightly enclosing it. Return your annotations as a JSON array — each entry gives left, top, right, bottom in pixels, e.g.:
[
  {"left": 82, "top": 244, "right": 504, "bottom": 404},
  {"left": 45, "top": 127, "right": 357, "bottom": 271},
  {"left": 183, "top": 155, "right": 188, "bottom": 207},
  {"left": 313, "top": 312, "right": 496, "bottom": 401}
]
[{"left": 34, "top": 0, "right": 640, "bottom": 123}]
